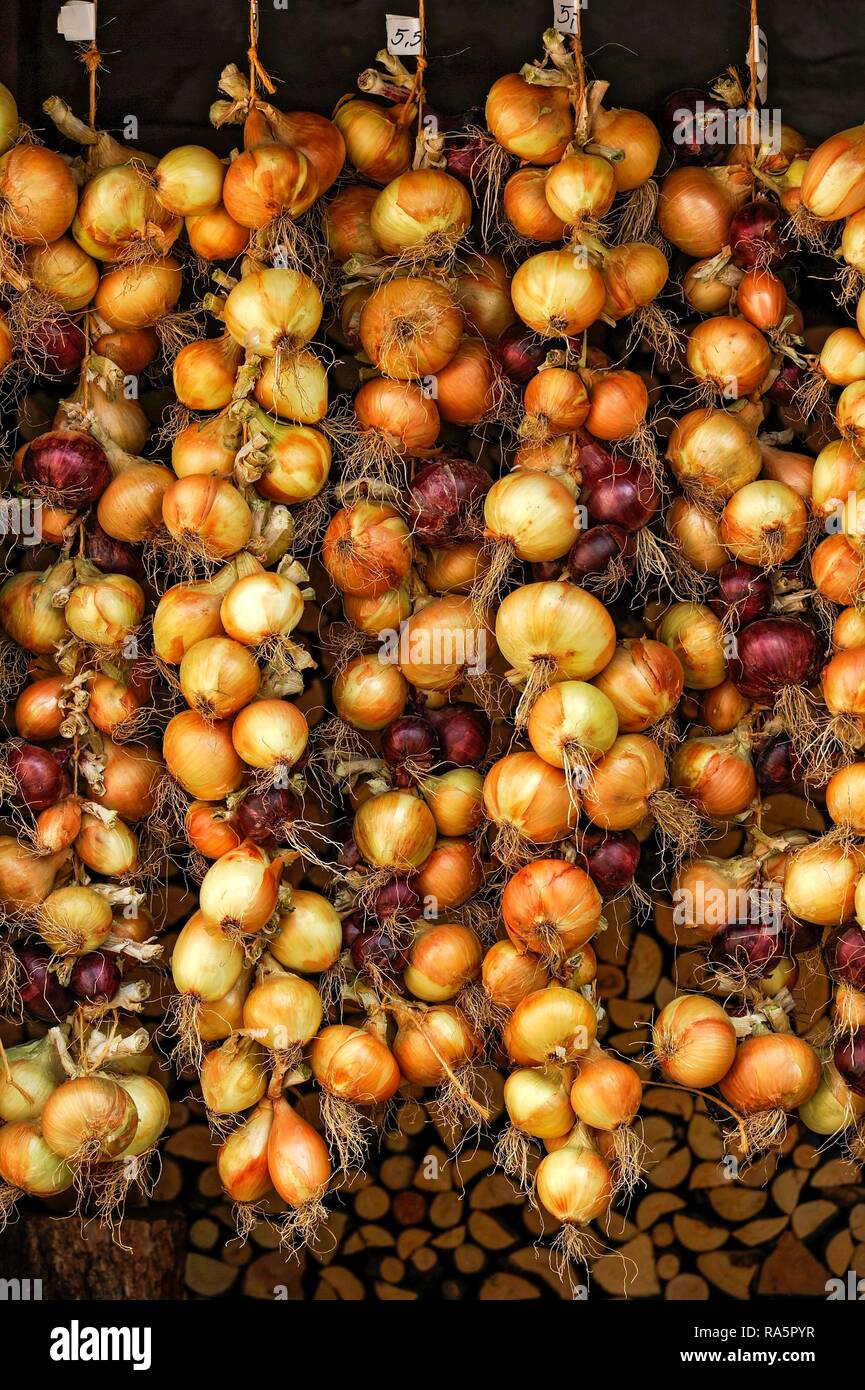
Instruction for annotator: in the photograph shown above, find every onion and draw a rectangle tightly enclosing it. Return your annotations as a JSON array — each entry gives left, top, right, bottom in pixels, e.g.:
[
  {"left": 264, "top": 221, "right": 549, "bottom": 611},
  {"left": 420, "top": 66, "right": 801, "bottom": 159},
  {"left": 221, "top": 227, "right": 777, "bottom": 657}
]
[
  {"left": 333, "top": 98, "right": 412, "bottom": 185},
  {"left": 827, "top": 924, "right": 865, "bottom": 990},
  {"left": 784, "top": 839, "right": 864, "bottom": 926},
  {"left": 820, "top": 327, "right": 865, "bottom": 386},
  {"left": 729, "top": 201, "right": 790, "bottom": 268},
  {"left": 483, "top": 941, "right": 549, "bottom": 1011},
  {"left": 0, "top": 1035, "right": 62, "bottom": 1123},
  {"left": 97, "top": 464, "right": 174, "bottom": 543},
  {"left": 223, "top": 268, "right": 322, "bottom": 355},
  {"left": 15, "top": 676, "right": 66, "bottom": 741},
  {"left": 89, "top": 739, "right": 162, "bottom": 821},
  {"left": 75, "top": 812, "right": 138, "bottom": 877},
  {"left": 527, "top": 680, "right": 618, "bottom": 776},
  {"left": 658, "top": 166, "right": 744, "bottom": 255},
  {"left": 354, "top": 376, "right": 440, "bottom": 453},
  {"left": 482, "top": 750, "right": 578, "bottom": 852},
  {"left": 544, "top": 152, "right": 617, "bottom": 226},
  {"left": 657, "top": 602, "right": 726, "bottom": 689},
  {"left": 568, "top": 524, "right": 635, "bottom": 588},
  {"left": 20, "top": 430, "right": 108, "bottom": 507},
  {"left": 493, "top": 323, "right": 548, "bottom": 385},
  {"left": 0, "top": 565, "right": 70, "bottom": 654},
  {"left": 584, "top": 371, "right": 648, "bottom": 441},
  {"left": 709, "top": 562, "right": 773, "bottom": 629},
  {"left": 827, "top": 763, "right": 865, "bottom": 834},
  {"left": 7, "top": 743, "right": 67, "bottom": 812},
  {"left": 64, "top": 571, "right": 144, "bottom": 649},
  {"left": 683, "top": 258, "right": 734, "bottom": 313},
  {"left": 504, "top": 167, "right": 566, "bottom": 241},
  {"left": 393, "top": 1004, "right": 479, "bottom": 1086},
  {"left": 421, "top": 542, "right": 489, "bottom": 594},
  {"left": 94, "top": 326, "right": 159, "bottom": 375},
  {"left": 406, "top": 455, "right": 490, "bottom": 548},
  {"left": 353, "top": 788, "right": 437, "bottom": 872},
  {"left": 231, "top": 698, "right": 308, "bottom": 771},
  {"left": 25, "top": 236, "right": 98, "bottom": 311},
  {"left": 411, "top": 835, "right": 483, "bottom": 909},
  {"left": 37, "top": 884, "right": 112, "bottom": 957},
  {"left": 0, "top": 81, "right": 18, "bottom": 155},
  {"left": 270, "top": 890, "right": 342, "bottom": 974},
  {"left": 602, "top": 241, "right": 669, "bottom": 320},
  {"left": 666, "top": 408, "right": 761, "bottom": 501},
  {"left": 323, "top": 184, "right": 381, "bottom": 261},
  {"left": 511, "top": 250, "right": 606, "bottom": 337},
  {"left": 232, "top": 786, "right": 300, "bottom": 848},
  {"left": 404, "top": 922, "right": 482, "bottom": 1002},
  {"left": 186, "top": 801, "right": 241, "bottom": 860},
  {"left": 199, "top": 841, "right": 282, "bottom": 935},
  {"left": 812, "top": 534, "right": 865, "bottom": 605},
  {"left": 254, "top": 419, "right": 331, "bottom": 504},
  {"left": 222, "top": 142, "right": 310, "bottom": 228},
  {"left": 73, "top": 164, "right": 179, "bottom": 259},
  {"left": 15, "top": 942, "right": 73, "bottom": 1022},
  {"left": 720, "top": 1034, "right": 821, "bottom": 1113},
  {"left": 687, "top": 316, "right": 771, "bottom": 397},
  {"left": 217, "top": 1099, "right": 272, "bottom": 1203},
  {"left": 382, "top": 714, "right": 439, "bottom": 786},
  {"left": 242, "top": 973, "right": 323, "bottom": 1051},
  {"left": 535, "top": 1141, "right": 611, "bottom": 1227},
  {"left": 254, "top": 350, "right": 328, "bottom": 423},
  {"left": 575, "top": 829, "right": 641, "bottom": 897},
  {"left": 163, "top": 709, "right": 244, "bottom": 799},
  {"left": 702, "top": 679, "right": 751, "bottom": 733},
  {"left": 267, "top": 1095, "right": 332, "bottom": 1211},
  {"left": 484, "top": 474, "right": 579, "bottom": 566},
  {"left": 503, "top": 986, "right": 596, "bottom": 1065},
  {"left": 720, "top": 480, "right": 807, "bottom": 565},
  {"left": 359, "top": 277, "right": 462, "bottom": 379},
  {"left": 728, "top": 617, "right": 821, "bottom": 702},
  {"left": 370, "top": 169, "right": 471, "bottom": 256},
  {"left": 0, "top": 145, "right": 78, "bottom": 244},
  {"left": 581, "top": 734, "right": 666, "bottom": 830},
  {"left": 485, "top": 74, "right": 573, "bottom": 163},
  {"left": 737, "top": 268, "right": 788, "bottom": 331},
  {"left": 323, "top": 501, "right": 411, "bottom": 597},
  {"left": 94, "top": 258, "right": 182, "bottom": 329},
  {"left": 802, "top": 125, "right": 865, "bottom": 219},
  {"left": 69, "top": 950, "right": 121, "bottom": 1004},
  {"left": 333, "top": 652, "right": 407, "bottom": 731},
  {"left": 570, "top": 1050, "right": 642, "bottom": 1129},
  {"left": 185, "top": 203, "right": 250, "bottom": 261},
  {"left": 310, "top": 1025, "right": 400, "bottom": 1104},
  {"left": 496, "top": 582, "right": 616, "bottom": 702},
  {"left": 0, "top": 1122, "right": 73, "bottom": 1197},
  {"left": 162, "top": 476, "right": 252, "bottom": 560},
  {"left": 455, "top": 253, "right": 515, "bottom": 340},
  {"left": 653, "top": 994, "right": 736, "bottom": 1087},
  {"left": 822, "top": 645, "right": 865, "bottom": 721},
  {"left": 670, "top": 733, "right": 756, "bottom": 819},
  {"left": 173, "top": 334, "right": 243, "bottom": 411},
  {"left": 41, "top": 1076, "right": 138, "bottom": 1160},
  {"left": 172, "top": 911, "right": 245, "bottom": 1003},
  {"left": 502, "top": 858, "right": 601, "bottom": 959},
  {"left": 592, "top": 638, "right": 684, "bottom": 731},
  {"left": 179, "top": 636, "right": 260, "bottom": 718},
  {"left": 153, "top": 144, "right": 224, "bottom": 216},
  {"left": 503, "top": 1064, "right": 575, "bottom": 1139},
  {"left": 398, "top": 595, "right": 496, "bottom": 693}
]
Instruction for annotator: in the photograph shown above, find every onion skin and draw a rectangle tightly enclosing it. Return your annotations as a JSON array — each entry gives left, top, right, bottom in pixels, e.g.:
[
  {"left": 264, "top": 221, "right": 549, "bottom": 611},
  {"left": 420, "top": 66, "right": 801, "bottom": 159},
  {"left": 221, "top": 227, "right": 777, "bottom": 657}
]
[
  {"left": 653, "top": 994, "right": 737, "bottom": 1088},
  {"left": 719, "top": 1034, "right": 821, "bottom": 1113}
]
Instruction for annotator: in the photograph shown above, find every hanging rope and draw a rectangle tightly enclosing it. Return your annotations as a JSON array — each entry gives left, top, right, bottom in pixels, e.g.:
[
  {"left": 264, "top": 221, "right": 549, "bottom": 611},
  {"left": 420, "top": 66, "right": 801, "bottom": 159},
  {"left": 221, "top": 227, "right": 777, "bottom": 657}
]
[
  {"left": 398, "top": 0, "right": 428, "bottom": 133},
  {"left": 247, "top": 0, "right": 277, "bottom": 102},
  {"left": 746, "top": 0, "right": 760, "bottom": 164},
  {"left": 76, "top": 0, "right": 103, "bottom": 131},
  {"left": 570, "top": 4, "right": 587, "bottom": 120}
]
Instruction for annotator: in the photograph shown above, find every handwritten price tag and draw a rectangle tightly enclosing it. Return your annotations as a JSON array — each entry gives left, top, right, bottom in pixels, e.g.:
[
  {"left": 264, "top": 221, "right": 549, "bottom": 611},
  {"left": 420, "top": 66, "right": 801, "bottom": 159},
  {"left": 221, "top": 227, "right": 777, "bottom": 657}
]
[
  {"left": 553, "top": 0, "right": 586, "bottom": 35},
  {"left": 751, "top": 25, "right": 768, "bottom": 104},
  {"left": 386, "top": 14, "right": 422, "bottom": 55}
]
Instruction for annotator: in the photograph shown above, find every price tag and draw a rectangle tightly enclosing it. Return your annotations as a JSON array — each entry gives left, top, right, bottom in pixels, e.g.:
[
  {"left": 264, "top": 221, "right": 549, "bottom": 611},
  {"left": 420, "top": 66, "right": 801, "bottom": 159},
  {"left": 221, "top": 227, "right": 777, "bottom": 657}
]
[
  {"left": 386, "top": 14, "right": 422, "bottom": 55},
  {"left": 553, "top": 0, "right": 586, "bottom": 35},
  {"left": 57, "top": 1, "right": 96, "bottom": 41},
  {"left": 750, "top": 25, "right": 768, "bottom": 104}
]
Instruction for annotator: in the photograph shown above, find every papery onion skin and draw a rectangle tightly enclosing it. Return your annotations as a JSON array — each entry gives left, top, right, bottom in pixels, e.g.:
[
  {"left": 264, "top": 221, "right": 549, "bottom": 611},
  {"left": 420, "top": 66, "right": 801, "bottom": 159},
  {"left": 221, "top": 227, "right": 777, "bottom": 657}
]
[{"left": 485, "top": 74, "right": 573, "bottom": 164}]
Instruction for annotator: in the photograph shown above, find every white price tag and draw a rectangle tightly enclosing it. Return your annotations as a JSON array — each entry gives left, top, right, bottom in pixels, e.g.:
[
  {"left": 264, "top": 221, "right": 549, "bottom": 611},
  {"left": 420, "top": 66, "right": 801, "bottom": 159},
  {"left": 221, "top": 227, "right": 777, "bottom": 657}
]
[
  {"left": 386, "top": 14, "right": 422, "bottom": 56},
  {"left": 750, "top": 25, "right": 768, "bottom": 104},
  {"left": 553, "top": 0, "right": 586, "bottom": 35},
  {"left": 57, "top": 1, "right": 97, "bottom": 42}
]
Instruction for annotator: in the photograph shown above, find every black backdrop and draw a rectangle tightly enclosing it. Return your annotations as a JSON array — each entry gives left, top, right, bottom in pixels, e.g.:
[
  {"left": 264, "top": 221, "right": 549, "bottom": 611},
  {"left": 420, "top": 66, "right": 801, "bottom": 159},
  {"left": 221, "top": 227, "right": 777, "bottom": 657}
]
[{"left": 1, "top": 0, "right": 863, "bottom": 156}]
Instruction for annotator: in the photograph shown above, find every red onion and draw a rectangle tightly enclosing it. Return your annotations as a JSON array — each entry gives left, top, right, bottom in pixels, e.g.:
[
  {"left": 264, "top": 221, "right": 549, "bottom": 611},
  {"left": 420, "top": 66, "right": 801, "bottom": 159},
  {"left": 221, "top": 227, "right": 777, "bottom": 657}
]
[
  {"left": 727, "top": 618, "right": 821, "bottom": 702},
  {"left": 833, "top": 1030, "right": 865, "bottom": 1097},
  {"left": 531, "top": 560, "right": 568, "bottom": 581},
  {"left": 15, "top": 943, "right": 73, "bottom": 1022},
  {"left": 729, "top": 201, "right": 791, "bottom": 269},
  {"left": 341, "top": 911, "right": 365, "bottom": 949},
  {"left": 338, "top": 835, "right": 363, "bottom": 870},
  {"left": 568, "top": 524, "right": 636, "bottom": 587},
  {"left": 350, "top": 926, "right": 410, "bottom": 979},
  {"left": 709, "top": 562, "right": 773, "bottom": 628},
  {"left": 445, "top": 130, "right": 493, "bottom": 185},
  {"left": 8, "top": 743, "right": 67, "bottom": 812},
  {"left": 85, "top": 520, "right": 144, "bottom": 579},
  {"left": 766, "top": 361, "right": 806, "bottom": 405},
  {"left": 573, "top": 433, "right": 616, "bottom": 489},
  {"left": 425, "top": 703, "right": 491, "bottom": 767},
  {"left": 782, "top": 911, "right": 821, "bottom": 956},
  {"left": 70, "top": 950, "right": 121, "bottom": 1004},
  {"left": 575, "top": 828, "right": 641, "bottom": 897},
  {"left": 30, "top": 318, "right": 87, "bottom": 379},
  {"left": 493, "top": 324, "right": 547, "bottom": 385},
  {"left": 755, "top": 734, "right": 804, "bottom": 794},
  {"left": 381, "top": 716, "right": 440, "bottom": 786},
  {"left": 581, "top": 454, "right": 659, "bottom": 531},
  {"left": 708, "top": 920, "right": 785, "bottom": 977},
  {"left": 828, "top": 924, "right": 865, "bottom": 991},
  {"left": 21, "top": 430, "right": 110, "bottom": 507},
  {"left": 233, "top": 785, "right": 300, "bottom": 847},
  {"left": 367, "top": 877, "right": 422, "bottom": 923},
  {"left": 405, "top": 455, "right": 491, "bottom": 547},
  {"left": 660, "top": 88, "right": 729, "bottom": 164}
]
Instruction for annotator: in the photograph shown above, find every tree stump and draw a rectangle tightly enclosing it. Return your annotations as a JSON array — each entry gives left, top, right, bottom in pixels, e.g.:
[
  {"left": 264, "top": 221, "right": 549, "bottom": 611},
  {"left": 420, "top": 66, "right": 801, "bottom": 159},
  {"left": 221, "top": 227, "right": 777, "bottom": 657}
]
[{"left": 0, "top": 1205, "right": 188, "bottom": 1300}]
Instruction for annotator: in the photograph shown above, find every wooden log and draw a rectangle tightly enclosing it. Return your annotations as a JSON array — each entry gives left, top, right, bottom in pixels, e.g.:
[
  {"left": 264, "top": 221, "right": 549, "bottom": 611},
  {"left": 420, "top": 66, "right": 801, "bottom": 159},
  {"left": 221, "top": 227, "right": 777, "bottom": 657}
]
[{"left": 0, "top": 1207, "right": 187, "bottom": 1300}]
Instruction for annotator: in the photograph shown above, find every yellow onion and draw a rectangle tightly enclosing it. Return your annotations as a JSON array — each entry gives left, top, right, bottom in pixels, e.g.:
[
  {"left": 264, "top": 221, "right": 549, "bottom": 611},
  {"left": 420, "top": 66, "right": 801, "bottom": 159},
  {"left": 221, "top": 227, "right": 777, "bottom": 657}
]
[
  {"left": 0, "top": 837, "right": 67, "bottom": 911},
  {"left": 333, "top": 97, "right": 413, "bottom": 185},
  {"left": 243, "top": 972, "right": 323, "bottom": 1051},
  {"left": 94, "top": 258, "right": 182, "bottom": 329},
  {"left": 545, "top": 152, "right": 617, "bottom": 226},
  {"left": 333, "top": 652, "right": 408, "bottom": 730},
  {"left": 737, "top": 268, "right": 788, "bottom": 332},
  {"left": 784, "top": 838, "right": 864, "bottom": 926},
  {"left": 434, "top": 337, "right": 497, "bottom": 426},
  {"left": 686, "top": 316, "right": 771, "bottom": 398},
  {"left": 701, "top": 679, "right": 751, "bottom": 733},
  {"left": 482, "top": 940, "right": 550, "bottom": 1011},
  {"left": 585, "top": 369, "right": 648, "bottom": 441},
  {"left": 504, "top": 986, "right": 596, "bottom": 1065},
  {"left": 593, "top": 637, "right": 684, "bottom": 731},
  {"left": 172, "top": 911, "right": 245, "bottom": 1003},
  {"left": 503, "top": 1064, "right": 576, "bottom": 1139},
  {"left": 185, "top": 801, "right": 241, "bottom": 860},
  {"left": 323, "top": 501, "right": 411, "bottom": 598},
  {"left": 162, "top": 476, "right": 252, "bottom": 559},
  {"left": 370, "top": 168, "right": 471, "bottom": 255},
  {"left": 412, "top": 836, "right": 482, "bottom": 911},
  {"left": 231, "top": 698, "right": 309, "bottom": 770},
  {"left": 35, "top": 798, "right": 83, "bottom": 854},
  {"left": 220, "top": 571, "right": 304, "bottom": 647},
  {"left": 811, "top": 534, "right": 864, "bottom": 605},
  {"left": 570, "top": 1050, "right": 642, "bottom": 1129},
  {"left": 217, "top": 1098, "right": 273, "bottom": 1203},
  {"left": 421, "top": 769, "right": 484, "bottom": 837},
  {"left": 802, "top": 126, "right": 865, "bottom": 220},
  {"left": 201, "top": 1035, "right": 267, "bottom": 1115},
  {"left": 186, "top": 202, "right": 250, "bottom": 261},
  {"left": 254, "top": 350, "right": 328, "bottom": 423},
  {"left": 24, "top": 236, "right": 98, "bottom": 311},
  {"left": 398, "top": 595, "right": 495, "bottom": 693},
  {"left": 759, "top": 443, "right": 814, "bottom": 499},
  {"left": 511, "top": 250, "right": 606, "bottom": 337},
  {"left": 454, "top": 253, "right": 516, "bottom": 340},
  {"left": 15, "top": 675, "right": 66, "bottom": 740},
  {"left": 497, "top": 582, "right": 616, "bottom": 695},
  {"left": 721, "top": 1034, "right": 820, "bottom": 1113},
  {"left": 94, "top": 325, "right": 159, "bottom": 374},
  {"left": 523, "top": 368, "right": 589, "bottom": 437},
  {"left": 502, "top": 858, "right": 601, "bottom": 959},
  {"left": 55, "top": 379, "right": 150, "bottom": 453},
  {"left": 64, "top": 572, "right": 144, "bottom": 648},
  {"left": 41, "top": 1076, "right": 138, "bottom": 1160},
  {"left": 323, "top": 184, "right": 381, "bottom": 261},
  {"left": 115, "top": 1075, "right": 171, "bottom": 1158},
  {"left": 359, "top": 277, "right": 462, "bottom": 379},
  {"left": 812, "top": 438, "right": 865, "bottom": 517},
  {"left": 482, "top": 751, "right": 578, "bottom": 848},
  {"left": 344, "top": 580, "right": 411, "bottom": 632},
  {"left": 222, "top": 142, "right": 311, "bottom": 228},
  {"left": 672, "top": 854, "right": 759, "bottom": 937},
  {"left": 421, "top": 543, "right": 489, "bottom": 595},
  {"left": 269, "top": 890, "right": 342, "bottom": 974},
  {"left": 666, "top": 408, "right": 761, "bottom": 501},
  {"left": 0, "top": 81, "right": 17, "bottom": 155},
  {"left": 404, "top": 922, "right": 483, "bottom": 1002},
  {"left": 354, "top": 376, "right": 440, "bottom": 453},
  {"left": 653, "top": 994, "right": 737, "bottom": 1087},
  {"left": 310, "top": 1025, "right": 401, "bottom": 1103},
  {"left": 75, "top": 812, "right": 138, "bottom": 877},
  {"left": 0, "top": 1122, "right": 73, "bottom": 1197},
  {"left": 265, "top": 109, "right": 344, "bottom": 193},
  {"left": 199, "top": 841, "right": 282, "bottom": 935},
  {"left": 267, "top": 1095, "right": 331, "bottom": 1209},
  {"left": 658, "top": 166, "right": 744, "bottom": 257},
  {"left": 591, "top": 104, "right": 660, "bottom": 189},
  {"left": 535, "top": 1140, "right": 611, "bottom": 1225},
  {"left": 171, "top": 411, "right": 241, "bottom": 479},
  {"left": 392, "top": 1003, "right": 479, "bottom": 1086},
  {"left": 38, "top": 884, "right": 112, "bottom": 956},
  {"left": 602, "top": 241, "right": 669, "bottom": 320},
  {"left": 821, "top": 646, "right": 865, "bottom": 720},
  {"left": 353, "top": 789, "right": 437, "bottom": 872},
  {"left": 89, "top": 739, "right": 163, "bottom": 821},
  {"left": 179, "top": 636, "right": 260, "bottom": 718},
  {"left": 153, "top": 581, "right": 226, "bottom": 664},
  {"left": 223, "top": 268, "right": 322, "bottom": 355},
  {"left": 153, "top": 144, "right": 225, "bottom": 216},
  {"left": 485, "top": 74, "right": 573, "bottom": 163},
  {"left": 173, "top": 334, "right": 243, "bottom": 410},
  {"left": 73, "top": 164, "right": 179, "bottom": 259},
  {"left": 0, "top": 1036, "right": 63, "bottom": 1123},
  {"left": 827, "top": 763, "right": 865, "bottom": 834},
  {"left": 485, "top": 475, "right": 579, "bottom": 564},
  {"left": 163, "top": 709, "right": 245, "bottom": 799},
  {"left": 0, "top": 562, "right": 75, "bottom": 653},
  {"left": 798, "top": 1059, "right": 865, "bottom": 1135},
  {"left": 720, "top": 480, "right": 808, "bottom": 566},
  {"left": 504, "top": 167, "right": 567, "bottom": 242},
  {"left": 580, "top": 734, "right": 666, "bottom": 830},
  {"left": 254, "top": 420, "right": 331, "bottom": 504},
  {"left": 837, "top": 380, "right": 865, "bottom": 453},
  {"left": 527, "top": 680, "right": 619, "bottom": 773},
  {"left": 670, "top": 733, "right": 756, "bottom": 820},
  {"left": 833, "top": 606, "right": 865, "bottom": 650},
  {"left": 682, "top": 258, "right": 735, "bottom": 313},
  {"left": 97, "top": 464, "right": 174, "bottom": 543},
  {"left": 657, "top": 602, "right": 726, "bottom": 689},
  {"left": 0, "top": 145, "right": 78, "bottom": 244}
]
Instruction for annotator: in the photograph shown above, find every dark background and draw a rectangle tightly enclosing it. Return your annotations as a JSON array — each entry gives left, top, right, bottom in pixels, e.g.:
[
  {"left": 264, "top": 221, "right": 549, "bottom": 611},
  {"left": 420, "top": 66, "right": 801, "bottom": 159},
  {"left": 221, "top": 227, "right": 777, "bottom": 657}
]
[{"left": 1, "top": 0, "right": 862, "bottom": 156}]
